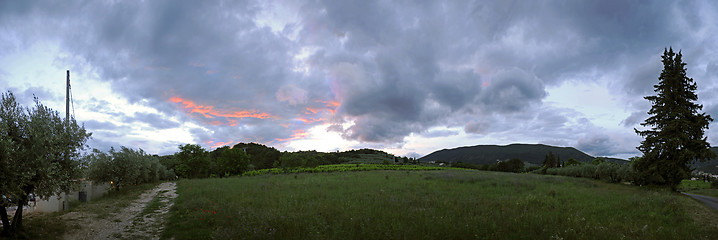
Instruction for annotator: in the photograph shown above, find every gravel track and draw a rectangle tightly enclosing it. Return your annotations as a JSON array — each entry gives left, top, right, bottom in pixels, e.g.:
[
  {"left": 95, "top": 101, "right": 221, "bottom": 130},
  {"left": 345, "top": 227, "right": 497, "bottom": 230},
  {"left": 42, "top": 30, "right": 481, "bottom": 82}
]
[{"left": 61, "top": 182, "right": 178, "bottom": 240}]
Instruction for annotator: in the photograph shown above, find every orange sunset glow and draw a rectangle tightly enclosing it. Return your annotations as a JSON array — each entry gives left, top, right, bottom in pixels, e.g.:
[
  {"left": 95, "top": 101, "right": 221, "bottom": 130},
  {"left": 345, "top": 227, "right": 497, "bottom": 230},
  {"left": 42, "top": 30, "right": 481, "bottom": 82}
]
[
  {"left": 298, "top": 117, "right": 323, "bottom": 123},
  {"left": 205, "top": 140, "right": 235, "bottom": 149},
  {"left": 170, "top": 97, "right": 272, "bottom": 120},
  {"left": 275, "top": 129, "right": 310, "bottom": 142},
  {"left": 295, "top": 99, "right": 341, "bottom": 124}
]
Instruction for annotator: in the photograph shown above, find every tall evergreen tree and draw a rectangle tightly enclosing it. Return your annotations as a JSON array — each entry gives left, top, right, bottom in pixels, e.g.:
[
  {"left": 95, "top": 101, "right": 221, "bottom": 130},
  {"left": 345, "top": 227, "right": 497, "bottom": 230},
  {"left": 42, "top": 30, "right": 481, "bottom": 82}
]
[
  {"left": 634, "top": 48, "right": 715, "bottom": 189},
  {"left": 543, "top": 152, "right": 557, "bottom": 168}
]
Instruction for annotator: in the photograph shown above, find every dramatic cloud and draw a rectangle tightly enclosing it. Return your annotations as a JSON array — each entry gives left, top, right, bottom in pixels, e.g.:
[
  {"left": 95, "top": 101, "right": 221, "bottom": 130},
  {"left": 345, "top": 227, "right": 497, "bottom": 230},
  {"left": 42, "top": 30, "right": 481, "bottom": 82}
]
[{"left": 2, "top": 0, "right": 717, "bottom": 158}]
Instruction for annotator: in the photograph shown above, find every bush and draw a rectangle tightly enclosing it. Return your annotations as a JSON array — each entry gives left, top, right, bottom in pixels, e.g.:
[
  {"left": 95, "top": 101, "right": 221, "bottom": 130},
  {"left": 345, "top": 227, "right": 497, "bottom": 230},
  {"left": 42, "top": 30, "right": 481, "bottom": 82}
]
[
  {"left": 712, "top": 179, "right": 718, "bottom": 189},
  {"left": 565, "top": 158, "right": 581, "bottom": 166},
  {"left": 504, "top": 159, "right": 524, "bottom": 173},
  {"left": 596, "top": 162, "right": 620, "bottom": 183},
  {"left": 216, "top": 147, "right": 250, "bottom": 176},
  {"left": 452, "top": 162, "right": 482, "bottom": 170},
  {"left": 525, "top": 166, "right": 541, "bottom": 172},
  {"left": 616, "top": 164, "right": 634, "bottom": 183},
  {"left": 279, "top": 152, "right": 321, "bottom": 169},
  {"left": 538, "top": 161, "right": 637, "bottom": 184}
]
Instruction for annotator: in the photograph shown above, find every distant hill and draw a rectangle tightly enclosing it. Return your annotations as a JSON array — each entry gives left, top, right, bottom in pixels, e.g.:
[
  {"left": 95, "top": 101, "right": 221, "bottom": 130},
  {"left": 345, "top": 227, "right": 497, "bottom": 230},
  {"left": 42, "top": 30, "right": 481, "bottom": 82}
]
[
  {"left": 693, "top": 147, "right": 718, "bottom": 174},
  {"left": 419, "top": 143, "right": 626, "bottom": 166}
]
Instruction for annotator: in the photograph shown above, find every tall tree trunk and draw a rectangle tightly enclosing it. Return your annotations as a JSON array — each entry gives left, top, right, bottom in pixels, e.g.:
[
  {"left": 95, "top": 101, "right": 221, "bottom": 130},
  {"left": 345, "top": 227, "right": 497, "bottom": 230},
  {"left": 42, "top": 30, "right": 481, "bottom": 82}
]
[
  {"left": 0, "top": 203, "right": 9, "bottom": 236},
  {"left": 10, "top": 194, "right": 27, "bottom": 232}
]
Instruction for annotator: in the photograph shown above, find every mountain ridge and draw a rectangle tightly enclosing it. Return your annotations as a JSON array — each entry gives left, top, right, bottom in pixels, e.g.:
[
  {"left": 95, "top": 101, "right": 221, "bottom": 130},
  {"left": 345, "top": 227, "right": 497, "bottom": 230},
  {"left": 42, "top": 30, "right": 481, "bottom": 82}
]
[
  {"left": 693, "top": 147, "right": 718, "bottom": 174},
  {"left": 419, "top": 143, "right": 626, "bottom": 166}
]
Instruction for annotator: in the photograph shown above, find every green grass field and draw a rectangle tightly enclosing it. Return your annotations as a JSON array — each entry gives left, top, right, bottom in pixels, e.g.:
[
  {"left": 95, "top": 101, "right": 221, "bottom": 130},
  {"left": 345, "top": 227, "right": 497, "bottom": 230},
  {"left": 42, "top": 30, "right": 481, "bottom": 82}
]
[
  {"left": 164, "top": 169, "right": 718, "bottom": 239},
  {"left": 680, "top": 179, "right": 718, "bottom": 198},
  {"left": 242, "top": 163, "right": 450, "bottom": 176}
]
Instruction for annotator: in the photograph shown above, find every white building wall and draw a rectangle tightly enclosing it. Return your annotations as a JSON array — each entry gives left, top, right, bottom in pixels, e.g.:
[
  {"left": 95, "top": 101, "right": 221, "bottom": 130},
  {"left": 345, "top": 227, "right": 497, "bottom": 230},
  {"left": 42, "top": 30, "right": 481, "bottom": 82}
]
[{"left": 31, "top": 181, "right": 109, "bottom": 213}]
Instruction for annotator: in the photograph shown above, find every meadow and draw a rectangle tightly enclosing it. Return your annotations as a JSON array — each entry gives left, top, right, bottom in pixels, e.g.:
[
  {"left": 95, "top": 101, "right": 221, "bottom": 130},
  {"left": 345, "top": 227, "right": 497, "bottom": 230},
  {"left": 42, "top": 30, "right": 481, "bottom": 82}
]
[
  {"left": 242, "top": 163, "right": 450, "bottom": 176},
  {"left": 680, "top": 179, "right": 718, "bottom": 198},
  {"left": 164, "top": 169, "right": 718, "bottom": 239}
]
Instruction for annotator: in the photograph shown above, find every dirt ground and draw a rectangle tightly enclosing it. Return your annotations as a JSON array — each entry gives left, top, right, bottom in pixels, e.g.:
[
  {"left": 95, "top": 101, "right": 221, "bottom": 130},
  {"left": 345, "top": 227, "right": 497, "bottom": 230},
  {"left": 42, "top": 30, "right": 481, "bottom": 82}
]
[{"left": 60, "top": 182, "right": 178, "bottom": 240}]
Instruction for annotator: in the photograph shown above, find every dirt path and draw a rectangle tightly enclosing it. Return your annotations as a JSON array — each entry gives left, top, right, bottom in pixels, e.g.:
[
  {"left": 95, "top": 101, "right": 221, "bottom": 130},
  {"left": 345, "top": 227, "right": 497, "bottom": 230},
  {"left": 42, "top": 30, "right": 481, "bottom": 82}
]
[
  {"left": 61, "top": 182, "right": 178, "bottom": 240},
  {"left": 683, "top": 192, "right": 718, "bottom": 212}
]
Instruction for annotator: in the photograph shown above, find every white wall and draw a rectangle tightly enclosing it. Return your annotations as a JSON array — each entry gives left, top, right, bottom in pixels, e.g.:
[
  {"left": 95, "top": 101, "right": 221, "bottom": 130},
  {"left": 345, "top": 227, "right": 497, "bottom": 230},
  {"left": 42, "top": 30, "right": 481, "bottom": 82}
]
[{"left": 32, "top": 181, "right": 109, "bottom": 213}]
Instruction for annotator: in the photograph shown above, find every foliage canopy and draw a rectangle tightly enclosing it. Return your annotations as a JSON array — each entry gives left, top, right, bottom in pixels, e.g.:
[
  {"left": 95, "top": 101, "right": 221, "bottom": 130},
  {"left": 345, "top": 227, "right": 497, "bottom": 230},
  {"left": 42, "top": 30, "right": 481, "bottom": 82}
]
[{"left": 0, "top": 92, "right": 91, "bottom": 235}]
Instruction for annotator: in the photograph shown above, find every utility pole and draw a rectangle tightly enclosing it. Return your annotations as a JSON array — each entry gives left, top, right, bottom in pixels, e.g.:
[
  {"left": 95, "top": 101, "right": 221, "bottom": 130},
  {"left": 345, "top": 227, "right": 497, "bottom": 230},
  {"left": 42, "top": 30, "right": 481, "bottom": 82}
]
[
  {"left": 65, "top": 70, "right": 70, "bottom": 163},
  {"left": 66, "top": 70, "right": 70, "bottom": 121}
]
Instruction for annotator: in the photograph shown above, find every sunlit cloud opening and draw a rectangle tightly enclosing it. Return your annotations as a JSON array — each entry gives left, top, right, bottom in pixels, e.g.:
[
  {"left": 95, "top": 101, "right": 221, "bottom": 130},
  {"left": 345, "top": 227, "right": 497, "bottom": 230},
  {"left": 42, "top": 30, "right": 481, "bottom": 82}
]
[
  {"left": 206, "top": 140, "right": 236, "bottom": 149},
  {"left": 274, "top": 129, "right": 310, "bottom": 142}
]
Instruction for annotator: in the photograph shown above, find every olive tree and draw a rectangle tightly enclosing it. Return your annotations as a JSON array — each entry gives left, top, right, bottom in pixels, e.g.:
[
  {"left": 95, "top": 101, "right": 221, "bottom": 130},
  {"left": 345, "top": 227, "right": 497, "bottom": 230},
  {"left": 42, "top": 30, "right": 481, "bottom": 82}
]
[
  {"left": 86, "top": 146, "right": 171, "bottom": 191},
  {"left": 0, "top": 92, "right": 90, "bottom": 235}
]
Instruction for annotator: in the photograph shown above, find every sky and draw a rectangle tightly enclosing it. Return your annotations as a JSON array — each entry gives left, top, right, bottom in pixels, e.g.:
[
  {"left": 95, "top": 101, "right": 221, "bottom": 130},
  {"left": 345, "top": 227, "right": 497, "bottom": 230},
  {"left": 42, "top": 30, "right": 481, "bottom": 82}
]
[{"left": 2, "top": 1, "right": 718, "bottom": 159}]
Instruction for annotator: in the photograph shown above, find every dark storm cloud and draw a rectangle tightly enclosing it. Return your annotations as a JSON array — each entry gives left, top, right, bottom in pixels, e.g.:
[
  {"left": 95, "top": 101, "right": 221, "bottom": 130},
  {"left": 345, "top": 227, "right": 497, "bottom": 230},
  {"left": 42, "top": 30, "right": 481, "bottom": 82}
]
[
  {"left": 3, "top": 0, "right": 717, "bottom": 153},
  {"left": 621, "top": 111, "right": 647, "bottom": 128},
  {"left": 0, "top": 86, "right": 62, "bottom": 109},
  {"left": 576, "top": 134, "right": 616, "bottom": 157},
  {"left": 123, "top": 112, "right": 180, "bottom": 130},
  {"left": 479, "top": 68, "right": 546, "bottom": 113},
  {"left": 308, "top": 0, "right": 716, "bottom": 145},
  {"left": 83, "top": 119, "right": 120, "bottom": 132},
  {"left": 421, "top": 129, "right": 460, "bottom": 138},
  {"left": 576, "top": 133, "right": 640, "bottom": 157},
  {"left": 0, "top": 0, "right": 311, "bottom": 146},
  {"left": 464, "top": 120, "right": 491, "bottom": 135},
  {"left": 625, "top": 58, "right": 663, "bottom": 96},
  {"left": 86, "top": 138, "right": 119, "bottom": 153}
]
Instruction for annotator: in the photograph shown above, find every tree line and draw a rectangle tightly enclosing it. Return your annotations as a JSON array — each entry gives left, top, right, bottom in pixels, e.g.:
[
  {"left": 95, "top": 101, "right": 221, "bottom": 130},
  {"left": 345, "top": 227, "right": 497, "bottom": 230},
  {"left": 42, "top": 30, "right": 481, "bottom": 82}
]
[{"left": 450, "top": 158, "right": 525, "bottom": 173}]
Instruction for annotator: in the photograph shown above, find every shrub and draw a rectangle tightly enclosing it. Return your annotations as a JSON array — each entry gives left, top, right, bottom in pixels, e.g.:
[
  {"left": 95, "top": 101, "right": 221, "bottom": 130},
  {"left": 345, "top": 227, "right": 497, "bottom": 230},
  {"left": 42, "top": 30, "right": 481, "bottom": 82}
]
[
  {"left": 712, "top": 179, "right": 718, "bottom": 189},
  {"left": 544, "top": 167, "right": 559, "bottom": 175},
  {"left": 539, "top": 160, "right": 636, "bottom": 184},
  {"left": 525, "top": 166, "right": 541, "bottom": 172},
  {"left": 596, "top": 162, "right": 620, "bottom": 183},
  {"left": 452, "top": 162, "right": 481, "bottom": 170},
  {"left": 504, "top": 159, "right": 525, "bottom": 173},
  {"left": 616, "top": 164, "right": 634, "bottom": 183},
  {"left": 565, "top": 158, "right": 581, "bottom": 166}
]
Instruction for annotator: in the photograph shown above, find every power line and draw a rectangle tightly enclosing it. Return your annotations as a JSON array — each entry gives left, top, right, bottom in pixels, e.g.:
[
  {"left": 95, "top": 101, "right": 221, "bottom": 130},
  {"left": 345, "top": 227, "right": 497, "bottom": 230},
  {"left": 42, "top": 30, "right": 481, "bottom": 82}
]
[{"left": 70, "top": 80, "right": 75, "bottom": 118}]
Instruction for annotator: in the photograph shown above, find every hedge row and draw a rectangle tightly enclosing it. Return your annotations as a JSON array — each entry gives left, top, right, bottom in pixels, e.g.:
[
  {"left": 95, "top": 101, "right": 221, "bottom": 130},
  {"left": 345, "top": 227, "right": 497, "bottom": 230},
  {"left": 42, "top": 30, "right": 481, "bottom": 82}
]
[{"left": 542, "top": 162, "right": 634, "bottom": 183}]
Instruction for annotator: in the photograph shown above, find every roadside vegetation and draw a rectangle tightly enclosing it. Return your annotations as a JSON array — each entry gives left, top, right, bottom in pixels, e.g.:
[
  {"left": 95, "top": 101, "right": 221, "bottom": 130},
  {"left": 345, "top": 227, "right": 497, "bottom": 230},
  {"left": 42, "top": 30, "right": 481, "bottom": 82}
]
[
  {"left": 164, "top": 169, "right": 718, "bottom": 239},
  {"left": 680, "top": 179, "right": 718, "bottom": 198}
]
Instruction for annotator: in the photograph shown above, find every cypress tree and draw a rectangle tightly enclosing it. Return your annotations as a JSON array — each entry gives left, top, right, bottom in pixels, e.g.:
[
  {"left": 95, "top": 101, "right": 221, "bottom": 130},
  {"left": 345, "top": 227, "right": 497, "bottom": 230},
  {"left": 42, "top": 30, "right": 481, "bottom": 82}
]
[
  {"left": 543, "top": 152, "right": 556, "bottom": 168},
  {"left": 634, "top": 48, "right": 715, "bottom": 189}
]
